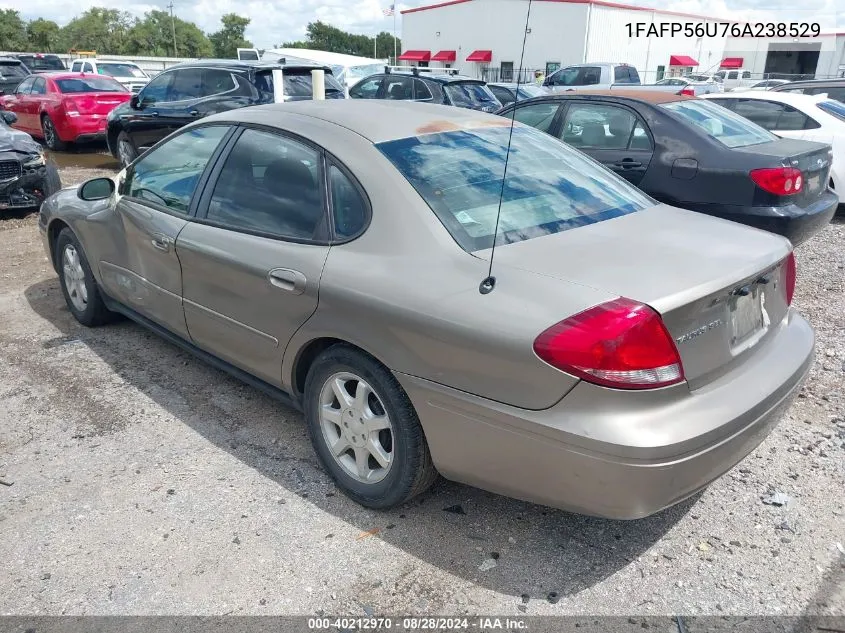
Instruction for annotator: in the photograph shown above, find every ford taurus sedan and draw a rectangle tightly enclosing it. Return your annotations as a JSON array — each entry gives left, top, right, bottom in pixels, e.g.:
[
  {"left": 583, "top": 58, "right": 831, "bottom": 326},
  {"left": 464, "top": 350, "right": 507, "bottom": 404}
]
[{"left": 39, "top": 101, "right": 814, "bottom": 519}]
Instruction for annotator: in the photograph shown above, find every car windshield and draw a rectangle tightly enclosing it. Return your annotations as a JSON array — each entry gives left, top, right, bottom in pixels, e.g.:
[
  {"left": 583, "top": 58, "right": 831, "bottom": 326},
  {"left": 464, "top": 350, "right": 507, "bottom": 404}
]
[
  {"left": 377, "top": 125, "right": 653, "bottom": 252},
  {"left": 57, "top": 76, "right": 127, "bottom": 93},
  {"left": 817, "top": 99, "right": 845, "bottom": 122},
  {"left": 18, "top": 55, "right": 65, "bottom": 71},
  {"left": 255, "top": 69, "right": 345, "bottom": 99},
  {"left": 444, "top": 82, "right": 498, "bottom": 108},
  {"left": 661, "top": 100, "right": 777, "bottom": 148},
  {"left": 97, "top": 63, "right": 147, "bottom": 78},
  {"left": 0, "top": 63, "right": 29, "bottom": 79}
]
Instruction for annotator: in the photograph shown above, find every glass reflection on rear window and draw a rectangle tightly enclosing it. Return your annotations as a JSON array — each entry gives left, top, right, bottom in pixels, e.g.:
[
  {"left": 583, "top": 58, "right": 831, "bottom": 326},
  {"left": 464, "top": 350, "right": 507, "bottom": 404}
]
[
  {"left": 377, "top": 125, "right": 653, "bottom": 252},
  {"left": 661, "top": 100, "right": 777, "bottom": 148}
]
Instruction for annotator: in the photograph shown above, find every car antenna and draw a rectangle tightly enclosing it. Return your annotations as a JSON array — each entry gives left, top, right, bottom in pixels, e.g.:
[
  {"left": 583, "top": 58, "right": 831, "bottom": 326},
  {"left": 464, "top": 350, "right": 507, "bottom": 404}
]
[{"left": 479, "top": 0, "right": 533, "bottom": 295}]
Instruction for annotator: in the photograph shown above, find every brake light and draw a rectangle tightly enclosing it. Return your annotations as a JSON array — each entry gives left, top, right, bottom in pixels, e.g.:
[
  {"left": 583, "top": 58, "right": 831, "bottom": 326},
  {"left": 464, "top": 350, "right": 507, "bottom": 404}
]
[
  {"left": 533, "top": 298, "right": 685, "bottom": 390},
  {"left": 679, "top": 87, "right": 695, "bottom": 96},
  {"left": 750, "top": 167, "right": 803, "bottom": 196},
  {"left": 784, "top": 252, "right": 796, "bottom": 306}
]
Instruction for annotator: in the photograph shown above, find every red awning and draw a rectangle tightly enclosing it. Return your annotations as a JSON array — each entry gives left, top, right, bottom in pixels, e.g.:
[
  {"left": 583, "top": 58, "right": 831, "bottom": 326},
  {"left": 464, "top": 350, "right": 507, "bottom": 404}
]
[
  {"left": 398, "top": 50, "right": 431, "bottom": 62},
  {"left": 431, "top": 50, "right": 457, "bottom": 62},
  {"left": 720, "top": 57, "right": 744, "bottom": 68},
  {"left": 669, "top": 55, "right": 698, "bottom": 66},
  {"left": 466, "top": 50, "right": 492, "bottom": 63}
]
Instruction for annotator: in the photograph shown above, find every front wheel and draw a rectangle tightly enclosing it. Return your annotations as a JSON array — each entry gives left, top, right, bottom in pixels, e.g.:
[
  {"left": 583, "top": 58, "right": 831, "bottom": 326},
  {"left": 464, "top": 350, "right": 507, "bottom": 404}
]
[
  {"left": 55, "top": 228, "right": 114, "bottom": 327},
  {"left": 304, "top": 345, "right": 438, "bottom": 508},
  {"left": 41, "top": 115, "right": 67, "bottom": 151},
  {"left": 116, "top": 131, "right": 137, "bottom": 168}
]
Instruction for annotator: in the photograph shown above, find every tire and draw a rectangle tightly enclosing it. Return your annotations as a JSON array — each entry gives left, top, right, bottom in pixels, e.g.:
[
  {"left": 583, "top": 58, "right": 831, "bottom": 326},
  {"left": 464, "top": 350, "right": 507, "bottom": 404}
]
[
  {"left": 55, "top": 228, "right": 114, "bottom": 327},
  {"left": 42, "top": 160, "right": 62, "bottom": 198},
  {"left": 41, "top": 115, "right": 67, "bottom": 151},
  {"left": 116, "top": 131, "right": 137, "bottom": 168},
  {"left": 304, "top": 345, "right": 438, "bottom": 508}
]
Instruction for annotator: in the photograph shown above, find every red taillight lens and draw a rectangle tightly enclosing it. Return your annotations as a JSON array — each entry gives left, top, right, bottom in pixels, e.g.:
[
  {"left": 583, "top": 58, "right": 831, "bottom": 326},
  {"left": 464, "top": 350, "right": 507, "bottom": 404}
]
[
  {"left": 533, "top": 298, "right": 685, "bottom": 390},
  {"left": 750, "top": 167, "right": 803, "bottom": 196},
  {"left": 679, "top": 87, "right": 695, "bottom": 96},
  {"left": 784, "top": 252, "right": 796, "bottom": 306}
]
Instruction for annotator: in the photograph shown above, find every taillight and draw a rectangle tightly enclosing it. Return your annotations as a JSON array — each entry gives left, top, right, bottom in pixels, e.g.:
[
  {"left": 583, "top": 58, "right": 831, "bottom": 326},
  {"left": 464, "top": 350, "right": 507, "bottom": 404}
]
[
  {"left": 533, "top": 298, "right": 685, "bottom": 390},
  {"left": 784, "top": 252, "right": 796, "bottom": 305},
  {"left": 679, "top": 87, "right": 695, "bottom": 96},
  {"left": 750, "top": 167, "right": 803, "bottom": 196}
]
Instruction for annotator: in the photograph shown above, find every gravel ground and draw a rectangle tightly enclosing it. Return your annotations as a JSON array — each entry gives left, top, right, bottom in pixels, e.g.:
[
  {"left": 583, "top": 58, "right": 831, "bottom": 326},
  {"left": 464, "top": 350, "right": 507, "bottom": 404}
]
[{"left": 0, "top": 158, "right": 843, "bottom": 617}]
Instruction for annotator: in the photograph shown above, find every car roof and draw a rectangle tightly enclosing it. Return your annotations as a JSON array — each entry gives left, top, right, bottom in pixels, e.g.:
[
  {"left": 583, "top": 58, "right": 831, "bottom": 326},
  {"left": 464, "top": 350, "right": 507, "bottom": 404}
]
[
  {"left": 703, "top": 90, "right": 828, "bottom": 106},
  {"left": 165, "top": 58, "right": 331, "bottom": 72},
  {"left": 208, "top": 100, "right": 513, "bottom": 144},
  {"left": 527, "top": 90, "right": 693, "bottom": 105},
  {"left": 772, "top": 78, "right": 844, "bottom": 89}
]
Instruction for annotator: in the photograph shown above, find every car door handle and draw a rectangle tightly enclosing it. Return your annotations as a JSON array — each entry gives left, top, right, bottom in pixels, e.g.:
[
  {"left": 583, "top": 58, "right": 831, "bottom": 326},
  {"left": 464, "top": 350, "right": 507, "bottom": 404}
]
[
  {"left": 189, "top": 110, "right": 200, "bottom": 117},
  {"left": 150, "top": 234, "right": 171, "bottom": 252},
  {"left": 150, "top": 111, "right": 159, "bottom": 117},
  {"left": 268, "top": 268, "right": 307, "bottom": 295},
  {"left": 613, "top": 159, "right": 642, "bottom": 168}
]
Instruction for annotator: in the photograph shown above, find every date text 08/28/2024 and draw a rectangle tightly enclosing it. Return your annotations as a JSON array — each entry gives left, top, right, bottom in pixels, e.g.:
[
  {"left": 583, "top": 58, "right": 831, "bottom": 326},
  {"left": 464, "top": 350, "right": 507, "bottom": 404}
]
[{"left": 626, "top": 22, "right": 821, "bottom": 38}]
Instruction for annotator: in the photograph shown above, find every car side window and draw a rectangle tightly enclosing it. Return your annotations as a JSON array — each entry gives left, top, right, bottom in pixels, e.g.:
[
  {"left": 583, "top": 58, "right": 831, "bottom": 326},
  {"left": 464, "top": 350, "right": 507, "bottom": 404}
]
[
  {"left": 169, "top": 68, "right": 203, "bottom": 100},
  {"left": 741, "top": 71, "right": 751, "bottom": 79},
  {"left": 126, "top": 126, "right": 230, "bottom": 214},
  {"left": 14, "top": 77, "right": 34, "bottom": 94},
  {"left": 561, "top": 103, "right": 639, "bottom": 150},
  {"left": 30, "top": 77, "right": 46, "bottom": 95},
  {"left": 349, "top": 76, "right": 383, "bottom": 99},
  {"left": 83, "top": 62, "right": 93, "bottom": 73},
  {"left": 329, "top": 164, "right": 368, "bottom": 239},
  {"left": 512, "top": 102, "right": 559, "bottom": 132},
  {"left": 71, "top": 61, "right": 82, "bottom": 72},
  {"left": 732, "top": 99, "right": 783, "bottom": 129},
  {"left": 206, "top": 128, "right": 326, "bottom": 240},
  {"left": 777, "top": 104, "right": 817, "bottom": 130},
  {"left": 384, "top": 76, "right": 413, "bottom": 100},
  {"left": 727, "top": 71, "right": 738, "bottom": 80},
  {"left": 139, "top": 71, "right": 175, "bottom": 104},
  {"left": 414, "top": 79, "right": 433, "bottom": 101},
  {"left": 201, "top": 69, "right": 236, "bottom": 97},
  {"left": 489, "top": 85, "right": 514, "bottom": 105}
]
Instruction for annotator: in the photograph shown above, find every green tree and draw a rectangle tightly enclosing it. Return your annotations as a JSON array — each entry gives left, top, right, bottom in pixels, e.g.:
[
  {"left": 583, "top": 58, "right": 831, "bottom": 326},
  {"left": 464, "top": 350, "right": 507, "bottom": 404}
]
[
  {"left": 0, "top": 9, "right": 29, "bottom": 51},
  {"left": 60, "top": 7, "right": 135, "bottom": 55},
  {"left": 374, "top": 31, "right": 400, "bottom": 60},
  {"left": 27, "top": 18, "right": 61, "bottom": 52},
  {"left": 127, "top": 10, "right": 212, "bottom": 57},
  {"left": 209, "top": 14, "right": 252, "bottom": 59},
  {"left": 284, "top": 22, "right": 401, "bottom": 60}
]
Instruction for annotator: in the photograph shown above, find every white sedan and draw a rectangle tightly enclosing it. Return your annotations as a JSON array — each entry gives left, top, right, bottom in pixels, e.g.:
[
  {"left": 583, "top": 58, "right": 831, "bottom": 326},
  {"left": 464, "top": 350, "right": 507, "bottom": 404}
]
[{"left": 702, "top": 91, "right": 845, "bottom": 203}]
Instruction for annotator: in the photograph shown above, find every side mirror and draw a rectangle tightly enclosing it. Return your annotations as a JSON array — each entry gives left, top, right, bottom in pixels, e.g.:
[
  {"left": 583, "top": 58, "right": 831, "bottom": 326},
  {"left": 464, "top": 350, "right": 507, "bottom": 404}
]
[
  {"left": 130, "top": 95, "right": 140, "bottom": 109},
  {"left": 1, "top": 111, "right": 17, "bottom": 125},
  {"left": 78, "top": 177, "right": 115, "bottom": 201}
]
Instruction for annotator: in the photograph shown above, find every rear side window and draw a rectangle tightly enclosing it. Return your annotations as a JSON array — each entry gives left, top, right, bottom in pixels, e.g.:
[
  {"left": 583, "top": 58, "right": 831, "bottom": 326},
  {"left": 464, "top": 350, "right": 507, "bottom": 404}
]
[
  {"left": 512, "top": 102, "right": 559, "bottom": 132},
  {"left": 661, "top": 100, "right": 777, "bottom": 148},
  {"left": 330, "top": 165, "right": 368, "bottom": 238},
  {"left": 808, "top": 87, "right": 845, "bottom": 103},
  {"left": 377, "top": 125, "right": 653, "bottom": 252},
  {"left": 731, "top": 99, "right": 783, "bottom": 129},
  {"left": 202, "top": 69, "right": 236, "bottom": 96},
  {"left": 414, "top": 79, "right": 433, "bottom": 101},
  {"left": 82, "top": 62, "right": 93, "bottom": 73},
  {"left": 614, "top": 66, "right": 637, "bottom": 84},
  {"left": 71, "top": 61, "right": 83, "bottom": 72}
]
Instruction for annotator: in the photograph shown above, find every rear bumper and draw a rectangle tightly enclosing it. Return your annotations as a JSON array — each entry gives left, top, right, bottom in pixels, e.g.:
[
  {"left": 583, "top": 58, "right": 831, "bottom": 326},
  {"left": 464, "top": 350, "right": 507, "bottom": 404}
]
[
  {"left": 687, "top": 190, "right": 838, "bottom": 245},
  {"left": 395, "top": 309, "right": 813, "bottom": 519},
  {"left": 61, "top": 116, "right": 109, "bottom": 143}
]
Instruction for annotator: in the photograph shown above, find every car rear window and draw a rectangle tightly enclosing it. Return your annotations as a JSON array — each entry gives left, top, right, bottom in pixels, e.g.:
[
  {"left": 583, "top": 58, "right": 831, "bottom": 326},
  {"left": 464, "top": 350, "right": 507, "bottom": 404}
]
[
  {"left": 444, "top": 82, "right": 499, "bottom": 108},
  {"left": 817, "top": 99, "right": 845, "bottom": 122},
  {"left": 97, "top": 63, "right": 147, "bottom": 78},
  {"left": 0, "top": 62, "right": 29, "bottom": 79},
  {"left": 377, "top": 125, "right": 653, "bottom": 252},
  {"left": 661, "top": 100, "right": 777, "bottom": 148},
  {"left": 57, "top": 77, "right": 127, "bottom": 93},
  {"left": 18, "top": 55, "right": 65, "bottom": 71}
]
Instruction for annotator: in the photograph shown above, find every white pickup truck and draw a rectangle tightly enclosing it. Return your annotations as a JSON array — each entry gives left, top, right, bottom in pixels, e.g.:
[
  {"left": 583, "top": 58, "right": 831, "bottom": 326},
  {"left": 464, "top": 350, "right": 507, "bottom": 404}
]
[{"left": 543, "top": 63, "right": 719, "bottom": 95}]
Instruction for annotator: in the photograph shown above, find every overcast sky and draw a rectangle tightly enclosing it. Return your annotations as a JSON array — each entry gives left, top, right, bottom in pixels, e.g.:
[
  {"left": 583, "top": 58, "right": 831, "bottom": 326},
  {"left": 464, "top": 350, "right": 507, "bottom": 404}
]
[{"left": 4, "top": 0, "right": 842, "bottom": 51}]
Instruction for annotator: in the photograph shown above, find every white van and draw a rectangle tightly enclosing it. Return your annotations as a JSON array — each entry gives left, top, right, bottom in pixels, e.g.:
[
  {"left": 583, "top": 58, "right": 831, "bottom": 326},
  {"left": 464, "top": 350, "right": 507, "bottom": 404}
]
[{"left": 69, "top": 58, "right": 150, "bottom": 93}]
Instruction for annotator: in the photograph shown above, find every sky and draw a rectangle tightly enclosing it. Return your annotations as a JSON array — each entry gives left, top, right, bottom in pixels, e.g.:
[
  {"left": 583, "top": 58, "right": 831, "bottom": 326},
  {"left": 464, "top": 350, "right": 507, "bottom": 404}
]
[{"left": 5, "top": 0, "right": 843, "bottom": 51}]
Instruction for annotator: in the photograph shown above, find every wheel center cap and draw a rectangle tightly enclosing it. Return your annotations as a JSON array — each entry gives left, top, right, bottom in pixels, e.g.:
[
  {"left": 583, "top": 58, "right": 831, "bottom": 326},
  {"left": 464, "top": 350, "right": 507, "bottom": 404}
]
[{"left": 342, "top": 408, "right": 367, "bottom": 446}]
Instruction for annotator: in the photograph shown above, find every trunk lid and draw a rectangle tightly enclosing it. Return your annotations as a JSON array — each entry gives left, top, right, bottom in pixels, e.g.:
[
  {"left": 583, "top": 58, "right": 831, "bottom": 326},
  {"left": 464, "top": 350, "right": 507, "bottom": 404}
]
[
  {"left": 491, "top": 204, "right": 793, "bottom": 388},
  {"left": 68, "top": 92, "right": 130, "bottom": 116}
]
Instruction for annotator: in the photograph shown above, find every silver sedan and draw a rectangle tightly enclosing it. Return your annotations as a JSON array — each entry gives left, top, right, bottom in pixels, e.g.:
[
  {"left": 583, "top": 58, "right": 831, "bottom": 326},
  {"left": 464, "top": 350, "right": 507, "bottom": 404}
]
[{"left": 38, "top": 101, "right": 813, "bottom": 519}]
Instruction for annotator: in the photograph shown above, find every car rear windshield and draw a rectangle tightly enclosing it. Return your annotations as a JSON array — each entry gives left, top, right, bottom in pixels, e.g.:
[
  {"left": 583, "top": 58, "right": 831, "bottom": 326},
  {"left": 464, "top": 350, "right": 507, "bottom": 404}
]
[
  {"left": 444, "top": 82, "right": 499, "bottom": 108},
  {"left": 255, "top": 69, "right": 345, "bottom": 99},
  {"left": 18, "top": 55, "right": 65, "bottom": 71},
  {"left": 97, "top": 63, "right": 147, "bottom": 78},
  {"left": 660, "top": 100, "right": 777, "bottom": 148},
  {"left": 57, "top": 76, "right": 127, "bottom": 93},
  {"left": 377, "top": 125, "right": 653, "bottom": 252},
  {"left": 0, "top": 62, "right": 28, "bottom": 79},
  {"left": 817, "top": 99, "right": 845, "bottom": 122}
]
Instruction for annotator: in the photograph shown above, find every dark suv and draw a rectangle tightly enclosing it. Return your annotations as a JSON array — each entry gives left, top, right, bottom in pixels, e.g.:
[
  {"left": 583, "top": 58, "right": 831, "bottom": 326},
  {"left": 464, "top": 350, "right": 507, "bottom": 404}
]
[
  {"left": 14, "top": 54, "right": 66, "bottom": 73},
  {"left": 106, "top": 58, "right": 345, "bottom": 167},
  {"left": 0, "top": 57, "right": 30, "bottom": 96},
  {"left": 348, "top": 69, "right": 501, "bottom": 112}
]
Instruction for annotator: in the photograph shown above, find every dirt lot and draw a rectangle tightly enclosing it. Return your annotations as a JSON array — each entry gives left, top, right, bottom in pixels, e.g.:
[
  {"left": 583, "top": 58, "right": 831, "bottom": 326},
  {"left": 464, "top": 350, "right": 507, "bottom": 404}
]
[{"left": 0, "top": 150, "right": 843, "bottom": 617}]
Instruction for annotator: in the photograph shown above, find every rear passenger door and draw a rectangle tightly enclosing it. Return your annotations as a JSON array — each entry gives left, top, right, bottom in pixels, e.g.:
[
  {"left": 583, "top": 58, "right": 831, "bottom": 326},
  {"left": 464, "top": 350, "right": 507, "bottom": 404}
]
[
  {"left": 558, "top": 102, "right": 653, "bottom": 186},
  {"left": 176, "top": 127, "right": 333, "bottom": 386}
]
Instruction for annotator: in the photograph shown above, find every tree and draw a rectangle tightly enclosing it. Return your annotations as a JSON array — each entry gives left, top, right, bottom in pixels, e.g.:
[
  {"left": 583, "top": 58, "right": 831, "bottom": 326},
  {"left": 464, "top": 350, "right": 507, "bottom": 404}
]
[
  {"left": 27, "top": 19, "right": 61, "bottom": 52},
  {"left": 60, "top": 7, "right": 135, "bottom": 54},
  {"left": 209, "top": 14, "right": 252, "bottom": 59},
  {"left": 127, "top": 11, "right": 213, "bottom": 58},
  {"left": 374, "top": 31, "right": 400, "bottom": 60},
  {"left": 283, "top": 22, "right": 401, "bottom": 60},
  {"left": 0, "top": 9, "right": 29, "bottom": 51}
]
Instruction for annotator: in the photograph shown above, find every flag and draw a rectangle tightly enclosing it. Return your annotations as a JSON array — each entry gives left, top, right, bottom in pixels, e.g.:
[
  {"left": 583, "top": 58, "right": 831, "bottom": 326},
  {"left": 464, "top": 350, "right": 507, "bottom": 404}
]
[{"left": 383, "top": 4, "right": 395, "bottom": 16}]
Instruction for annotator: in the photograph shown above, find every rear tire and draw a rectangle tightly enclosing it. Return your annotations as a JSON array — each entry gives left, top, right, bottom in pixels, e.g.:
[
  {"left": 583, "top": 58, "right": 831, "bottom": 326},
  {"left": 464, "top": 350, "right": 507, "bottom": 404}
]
[
  {"left": 41, "top": 115, "right": 66, "bottom": 151},
  {"left": 304, "top": 345, "right": 438, "bottom": 509},
  {"left": 55, "top": 228, "right": 114, "bottom": 327},
  {"left": 116, "top": 132, "right": 137, "bottom": 168}
]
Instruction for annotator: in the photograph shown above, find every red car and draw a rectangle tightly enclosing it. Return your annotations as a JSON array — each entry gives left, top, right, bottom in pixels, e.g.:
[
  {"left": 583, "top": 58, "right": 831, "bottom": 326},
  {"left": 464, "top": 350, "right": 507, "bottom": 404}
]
[{"left": 0, "top": 72, "right": 129, "bottom": 150}]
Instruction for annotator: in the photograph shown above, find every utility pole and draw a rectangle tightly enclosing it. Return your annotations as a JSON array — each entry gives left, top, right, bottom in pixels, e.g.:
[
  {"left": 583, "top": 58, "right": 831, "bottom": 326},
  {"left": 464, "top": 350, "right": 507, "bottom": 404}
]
[{"left": 167, "top": 2, "right": 179, "bottom": 57}]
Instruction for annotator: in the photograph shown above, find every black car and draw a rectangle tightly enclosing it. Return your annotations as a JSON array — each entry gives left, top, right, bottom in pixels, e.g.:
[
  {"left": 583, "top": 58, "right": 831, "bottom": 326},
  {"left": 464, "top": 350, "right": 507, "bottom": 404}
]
[
  {"left": 497, "top": 92, "right": 837, "bottom": 244},
  {"left": 348, "top": 69, "right": 501, "bottom": 112},
  {"left": 771, "top": 78, "right": 845, "bottom": 104},
  {"left": 0, "top": 111, "right": 61, "bottom": 212},
  {"left": 106, "top": 58, "right": 346, "bottom": 167},
  {"left": 0, "top": 57, "right": 30, "bottom": 96},
  {"left": 14, "top": 53, "right": 66, "bottom": 74}
]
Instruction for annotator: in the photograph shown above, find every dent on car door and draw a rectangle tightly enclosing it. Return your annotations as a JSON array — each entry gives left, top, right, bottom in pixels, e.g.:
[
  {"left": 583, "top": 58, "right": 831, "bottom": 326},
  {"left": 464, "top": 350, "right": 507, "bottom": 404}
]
[
  {"left": 176, "top": 127, "right": 333, "bottom": 386},
  {"left": 100, "top": 125, "right": 233, "bottom": 337},
  {"left": 558, "top": 102, "right": 653, "bottom": 186}
]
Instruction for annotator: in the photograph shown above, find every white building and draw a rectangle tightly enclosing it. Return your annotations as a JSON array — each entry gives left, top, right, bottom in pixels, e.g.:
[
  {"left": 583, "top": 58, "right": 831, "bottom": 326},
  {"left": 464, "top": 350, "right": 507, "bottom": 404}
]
[{"left": 399, "top": 0, "right": 845, "bottom": 82}]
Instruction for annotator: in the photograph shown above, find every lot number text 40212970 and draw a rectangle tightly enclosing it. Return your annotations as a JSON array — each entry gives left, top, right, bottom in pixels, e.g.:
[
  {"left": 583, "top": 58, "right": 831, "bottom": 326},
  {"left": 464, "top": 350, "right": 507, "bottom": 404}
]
[{"left": 626, "top": 22, "right": 821, "bottom": 38}]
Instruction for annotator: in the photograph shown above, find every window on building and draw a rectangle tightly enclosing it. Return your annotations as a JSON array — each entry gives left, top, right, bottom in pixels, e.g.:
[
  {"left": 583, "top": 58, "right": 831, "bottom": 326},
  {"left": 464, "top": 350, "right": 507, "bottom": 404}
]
[{"left": 500, "top": 61, "right": 514, "bottom": 82}]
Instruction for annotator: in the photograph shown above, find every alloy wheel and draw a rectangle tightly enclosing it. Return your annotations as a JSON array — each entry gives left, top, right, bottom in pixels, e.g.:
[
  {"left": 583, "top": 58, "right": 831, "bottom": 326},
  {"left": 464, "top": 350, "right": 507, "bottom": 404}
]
[
  {"left": 43, "top": 118, "right": 55, "bottom": 147},
  {"left": 62, "top": 244, "right": 88, "bottom": 312}
]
